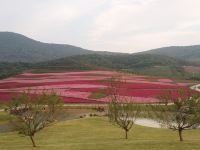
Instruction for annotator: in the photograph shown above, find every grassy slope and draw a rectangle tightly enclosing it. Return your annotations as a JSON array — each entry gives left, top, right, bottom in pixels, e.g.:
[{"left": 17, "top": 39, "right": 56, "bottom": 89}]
[{"left": 0, "top": 117, "right": 199, "bottom": 150}]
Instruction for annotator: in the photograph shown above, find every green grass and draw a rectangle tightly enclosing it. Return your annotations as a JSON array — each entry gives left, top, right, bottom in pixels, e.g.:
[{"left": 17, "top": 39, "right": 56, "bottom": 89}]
[
  {"left": 133, "top": 66, "right": 186, "bottom": 78},
  {"left": 88, "top": 89, "right": 107, "bottom": 99},
  {"left": 0, "top": 117, "right": 199, "bottom": 150},
  {"left": 0, "top": 112, "right": 15, "bottom": 122}
]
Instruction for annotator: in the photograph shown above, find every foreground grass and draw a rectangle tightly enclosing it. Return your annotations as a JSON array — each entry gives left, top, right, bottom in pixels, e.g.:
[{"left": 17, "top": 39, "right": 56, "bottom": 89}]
[{"left": 0, "top": 117, "right": 200, "bottom": 150}]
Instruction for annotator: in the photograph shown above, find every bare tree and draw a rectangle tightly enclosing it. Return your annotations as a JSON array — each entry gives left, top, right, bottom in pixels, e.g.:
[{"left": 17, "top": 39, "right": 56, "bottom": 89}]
[
  {"left": 151, "top": 90, "right": 200, "bottom": 141},
  {"left": 108, "top": 100, "right": 140, "bottom": 139},
  {"left": 36, "top": 91, "right": 63, "bottom": 122},
  {"left": 8, "top": 91, "right": 63, "bottom": 147},
  {"left": 108, "top": 76, "right": 140, "bottom": 139},
  {"left": 158, "top": 90, "right": 173, "bottom": 106},
  {"left": 8, "top": 92, "right": 31, "bottom": 115},
  {"left": 16, "top": 109, "right": 50, "bottom": 147}
]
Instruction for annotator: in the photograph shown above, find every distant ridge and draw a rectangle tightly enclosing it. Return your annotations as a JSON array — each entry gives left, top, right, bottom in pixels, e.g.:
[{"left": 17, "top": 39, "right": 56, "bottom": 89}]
[
  {"left": 0, "top": 32, "right": 200, "bottom": 64},
  {"left": 140, "top": 45, "right": 200, "bottom": 64},
  {"left": 0, "top": 32, "right": 120, "bottom": 62}
]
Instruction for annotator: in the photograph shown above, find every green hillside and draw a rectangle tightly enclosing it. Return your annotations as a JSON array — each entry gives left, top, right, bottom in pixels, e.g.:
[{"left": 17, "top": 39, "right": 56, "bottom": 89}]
[
  {"left": 34, "top": 54, "right": 187, "bottom": 78},
  {"left": 142, "top": 45, "right": 200, "bottom": 64},
  {"left": 0, "top": 32, "right": 119, "bottom": 62},
  {"left": 0, "top": 32, "right": 199, "bottom": 80},
  {"left": 0, "top": 54, "right": 196, "bottom": 80}
]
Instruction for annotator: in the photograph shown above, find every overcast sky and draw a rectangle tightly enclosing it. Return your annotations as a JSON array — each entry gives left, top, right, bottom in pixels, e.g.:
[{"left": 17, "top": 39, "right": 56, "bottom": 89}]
[{"left": 0, "top": 0, "right": 200, "bottom": 53}]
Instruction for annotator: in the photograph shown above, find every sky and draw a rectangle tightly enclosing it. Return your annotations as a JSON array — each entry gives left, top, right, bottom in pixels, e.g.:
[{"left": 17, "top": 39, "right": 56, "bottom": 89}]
[{"left": 0, "top": 0, "right": 200, "bottom": 53}]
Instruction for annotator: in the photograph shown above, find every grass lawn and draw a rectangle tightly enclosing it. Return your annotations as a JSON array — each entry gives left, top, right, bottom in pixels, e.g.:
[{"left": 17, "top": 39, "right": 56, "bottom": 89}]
[
  {"left": 0, "top": 117, "right": 199, "bottom": 150},
  {"left": 0, "top": 112, "right": 15, "bottom": 122}
]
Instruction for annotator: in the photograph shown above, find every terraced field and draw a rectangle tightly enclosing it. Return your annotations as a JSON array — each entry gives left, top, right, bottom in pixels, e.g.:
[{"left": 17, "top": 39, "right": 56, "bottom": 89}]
[{"left": 0, "top": 71, "right": 197, "bottom": 104}]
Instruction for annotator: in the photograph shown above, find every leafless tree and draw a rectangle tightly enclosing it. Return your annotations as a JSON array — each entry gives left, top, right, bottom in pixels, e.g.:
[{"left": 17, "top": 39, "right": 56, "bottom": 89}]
[
  {"left": 157, "top": 90, "right": 173, "bottom": 106},
  {"left": 8, "top": 91, "right": 63, "bottom": 147},
  {"left": 108, "top": 100, "right": 140, "bottom": 139},
  {"left": 151, "top": 90, "right": 200, "bottom": 141},
  {"left": 108, "top": 76, "right": 140, "bottom": 139}
]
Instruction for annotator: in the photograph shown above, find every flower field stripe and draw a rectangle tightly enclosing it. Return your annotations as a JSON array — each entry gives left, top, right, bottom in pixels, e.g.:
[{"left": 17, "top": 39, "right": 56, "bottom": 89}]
[{"left": 0, "top": 71, "right": 198, "bottom": 103}]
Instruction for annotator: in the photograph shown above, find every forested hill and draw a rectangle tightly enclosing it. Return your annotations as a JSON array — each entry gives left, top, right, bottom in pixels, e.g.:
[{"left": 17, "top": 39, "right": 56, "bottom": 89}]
[
  {"left": 34, "top": 54, "right": 187, "bottom": 78},
  {"left": 0, "top": 32, "right": 119, "bottom": 62},
  {"left": 40, "top": 54, "right": 183, "bottom": 69},
  {"left": 0, "top": 32, "right": 199, "bottom": 80},
  {"left": 141, "top": 45, "right": 200, "bottom": 64},
  {"left": 1, "top": 32, "right": 200, "bottom": 64},
  {"left": 0, "top": 54, "right": 198, "bottom": 80}
]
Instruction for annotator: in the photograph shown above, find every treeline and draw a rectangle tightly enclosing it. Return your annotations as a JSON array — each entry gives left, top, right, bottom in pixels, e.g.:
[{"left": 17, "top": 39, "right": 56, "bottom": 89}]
[
  {"left": 0, "top": 54, "right": 199, "bottom": 80},
  {"left": 34, "top": 54, "right": 188, "bottom": 78},
  {"left": 41, "top": 54, "right": 184, "bottom": 69},
  {"left": 0, "top": 62, "right": 31, "bottom": 79}
]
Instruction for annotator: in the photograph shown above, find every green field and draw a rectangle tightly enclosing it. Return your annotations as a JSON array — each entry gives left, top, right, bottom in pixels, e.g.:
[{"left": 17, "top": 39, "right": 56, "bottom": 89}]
[
  {"left": 88, "top": 89, "right": 107, "bottom": 99},
  {"left": 0, "top": 117, "right": 199, "bottom": 150}
]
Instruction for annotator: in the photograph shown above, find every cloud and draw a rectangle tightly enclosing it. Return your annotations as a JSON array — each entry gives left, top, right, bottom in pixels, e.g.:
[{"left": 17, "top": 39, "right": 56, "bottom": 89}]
[
  {"left": 0, "top": 0, "right": 200, "bottom": 52},
  {"left": 87, "top": 0, "right": 200, "bottom": 52}
]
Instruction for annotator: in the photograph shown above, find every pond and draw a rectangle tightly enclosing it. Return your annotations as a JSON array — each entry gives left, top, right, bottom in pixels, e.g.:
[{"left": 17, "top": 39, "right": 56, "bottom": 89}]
[{"left": 135, "top": 118, "right": 162, "bottom": 128}]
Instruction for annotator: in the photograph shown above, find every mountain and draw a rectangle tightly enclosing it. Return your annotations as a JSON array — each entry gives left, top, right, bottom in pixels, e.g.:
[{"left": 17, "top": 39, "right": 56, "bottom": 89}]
[
  {"left": 0, "top": 32, "right": 119, "bottom": 62},
  {"left": 1, "top": 32, "right": 200, "bottom": 64},
  {"left": 0, "top": 32, "right": 199, "bottom": 80},
  {"left": 141, "top": 45, "right": 200, "bottom": 64}
]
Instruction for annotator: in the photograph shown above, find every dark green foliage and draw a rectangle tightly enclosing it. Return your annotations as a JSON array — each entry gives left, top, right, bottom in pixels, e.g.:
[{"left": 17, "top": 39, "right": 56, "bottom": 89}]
[
  {"left": 0, "top": 53, "right": 195, "bottom": 80},
  {"left": 35, "top": 54, "right": 187, "bottom": 78},
  {"left": 0, "top": 62, "right": 31, "bottom": 79}
]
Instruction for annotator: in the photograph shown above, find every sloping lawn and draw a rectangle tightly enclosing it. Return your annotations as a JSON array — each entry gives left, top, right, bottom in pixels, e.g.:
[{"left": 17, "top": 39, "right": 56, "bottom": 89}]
[{"left": 0, "top": 117, "right": 199, "bottom": 150}]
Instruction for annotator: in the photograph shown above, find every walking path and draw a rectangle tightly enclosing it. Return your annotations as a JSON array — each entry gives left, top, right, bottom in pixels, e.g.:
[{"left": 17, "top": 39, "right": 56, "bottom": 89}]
[{"left": 190, "top": 83, "right": 200, "bottom": 92}]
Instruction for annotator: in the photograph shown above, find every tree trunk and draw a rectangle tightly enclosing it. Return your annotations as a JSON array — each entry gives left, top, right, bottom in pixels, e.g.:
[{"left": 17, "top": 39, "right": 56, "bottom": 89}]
[
  {"left": 178, "top": 129, "right": 183, "bottom": 142},
  {"left": 125, "top": 130, "right": 128, "bottom": 139},
  {"left": 30, "top": 136, "right": 36, "bottom": 147}
]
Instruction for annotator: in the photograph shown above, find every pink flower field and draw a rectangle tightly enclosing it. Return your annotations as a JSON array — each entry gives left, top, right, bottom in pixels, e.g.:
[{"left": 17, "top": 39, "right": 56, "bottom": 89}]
[{"left": 0, "top": 71, "right": 198, "bottom": 104}]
